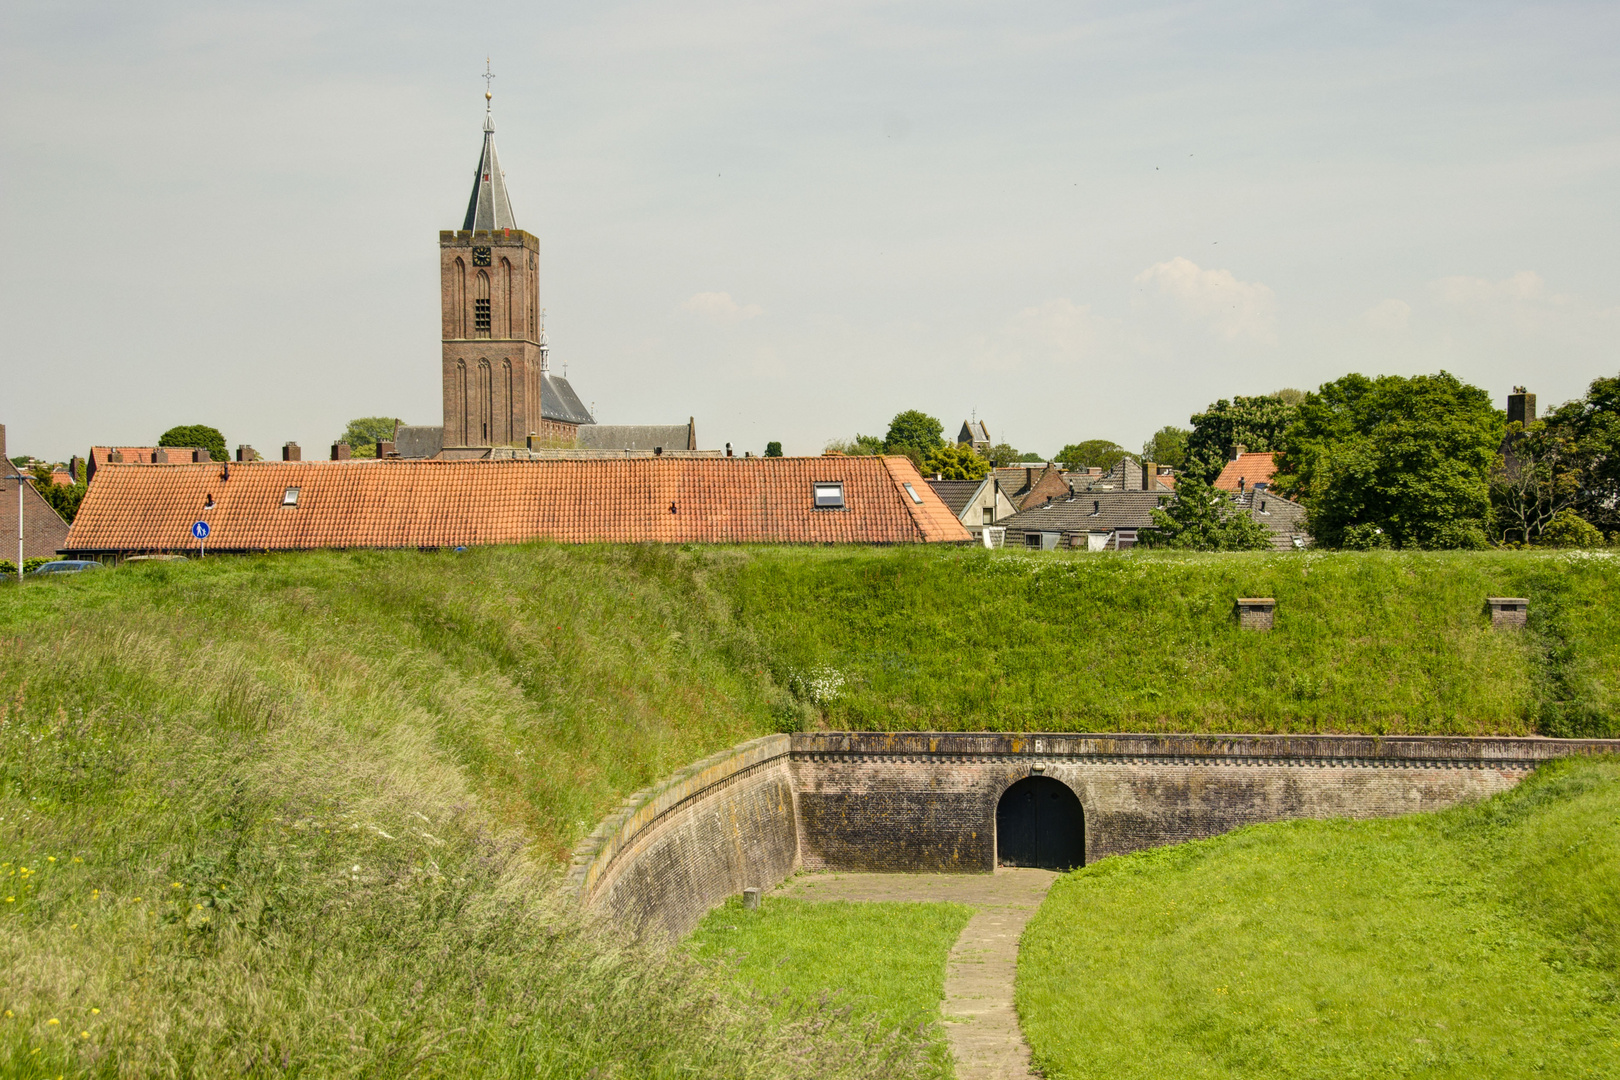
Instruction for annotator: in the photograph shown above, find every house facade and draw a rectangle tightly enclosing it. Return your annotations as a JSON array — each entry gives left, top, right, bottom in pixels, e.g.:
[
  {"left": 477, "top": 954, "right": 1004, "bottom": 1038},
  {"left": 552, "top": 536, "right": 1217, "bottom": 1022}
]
[
  {"left": 999, "top": 490, "right": 1168, "bottom": 551},
  {"left": 926, "top": 475, "right": 1019, "bottom": 537}
]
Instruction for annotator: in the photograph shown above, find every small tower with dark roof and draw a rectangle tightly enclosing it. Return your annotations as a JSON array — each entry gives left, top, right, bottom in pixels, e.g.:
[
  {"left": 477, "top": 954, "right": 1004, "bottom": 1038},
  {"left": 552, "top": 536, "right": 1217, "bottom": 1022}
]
[{"left": 440, "top": 66, "right": 592, "bottom": 449}]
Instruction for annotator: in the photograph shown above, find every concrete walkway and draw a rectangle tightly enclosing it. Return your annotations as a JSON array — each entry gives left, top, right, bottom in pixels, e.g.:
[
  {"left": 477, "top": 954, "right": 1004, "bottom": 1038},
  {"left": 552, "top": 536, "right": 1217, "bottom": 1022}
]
[{"left": 775, "top": 869, "right": 1058, "bottom": 1079}]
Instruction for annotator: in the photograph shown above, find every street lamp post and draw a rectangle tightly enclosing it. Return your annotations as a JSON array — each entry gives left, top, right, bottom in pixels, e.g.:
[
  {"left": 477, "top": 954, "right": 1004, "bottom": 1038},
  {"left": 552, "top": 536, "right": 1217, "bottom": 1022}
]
[{"left": 4, "top": 470, "right": 32, "bottom": 583}]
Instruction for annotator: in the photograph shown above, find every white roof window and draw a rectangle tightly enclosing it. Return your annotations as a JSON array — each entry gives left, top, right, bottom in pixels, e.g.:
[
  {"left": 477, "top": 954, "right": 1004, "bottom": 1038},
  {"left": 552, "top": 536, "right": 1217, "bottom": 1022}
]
[
  {"left": 813, "top": 482, "right": 845, "bottom": 509},
  {"left": 282, "top": 486, "right": 300, "bottom": 507},
  {"left": 902, "top": 482, "right": 923, "bottom": 504}
]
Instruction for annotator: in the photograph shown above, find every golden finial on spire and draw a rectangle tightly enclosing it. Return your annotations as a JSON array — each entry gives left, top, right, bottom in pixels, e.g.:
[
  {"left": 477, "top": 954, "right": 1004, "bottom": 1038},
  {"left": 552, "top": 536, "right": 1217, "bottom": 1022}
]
[{"left": 483, "top": 57, "right": 495, "bottom": 103}]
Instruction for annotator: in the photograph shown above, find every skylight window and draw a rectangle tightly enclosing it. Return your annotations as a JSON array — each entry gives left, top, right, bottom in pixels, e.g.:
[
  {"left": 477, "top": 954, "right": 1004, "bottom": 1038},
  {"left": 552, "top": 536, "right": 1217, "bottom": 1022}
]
[
  {"left": 813, "top": 482, "right": 845, "bottom": 509},
  {"left": 282, "top": 487, "right": 300, "bottom": 507},
  {"left": 902, "top": 482, "right": 922, "bottom": 504}
]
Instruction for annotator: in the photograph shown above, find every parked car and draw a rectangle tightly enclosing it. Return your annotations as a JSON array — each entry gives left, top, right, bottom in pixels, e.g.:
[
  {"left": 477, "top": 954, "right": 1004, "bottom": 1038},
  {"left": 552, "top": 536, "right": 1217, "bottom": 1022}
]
[{"left": 27, "top": 560, "right": 104, "bottom": 576}]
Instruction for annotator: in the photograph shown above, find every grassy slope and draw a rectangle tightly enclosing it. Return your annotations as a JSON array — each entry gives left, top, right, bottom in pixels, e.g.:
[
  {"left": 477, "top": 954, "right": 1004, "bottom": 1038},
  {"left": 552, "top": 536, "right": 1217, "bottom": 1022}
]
[
  {"left": 0, "top": 544, "right": 1616, "bottom": 1074},
  {"left": 728, "top": 546, "right": 1620, "bottom": 735},
  {"left": 1017, "top": 756, "right": 1620, "bottom": 1080},
  {"left": 690, "top": 897, "right": 975, "bottom": 1079}
]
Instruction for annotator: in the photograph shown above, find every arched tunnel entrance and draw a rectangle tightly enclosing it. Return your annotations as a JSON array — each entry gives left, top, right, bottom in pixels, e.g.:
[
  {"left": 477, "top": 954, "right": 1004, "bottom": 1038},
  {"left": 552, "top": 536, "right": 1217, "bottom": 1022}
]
[{"left": 996, "top": 776, "right": 1085, "bottom": 870}]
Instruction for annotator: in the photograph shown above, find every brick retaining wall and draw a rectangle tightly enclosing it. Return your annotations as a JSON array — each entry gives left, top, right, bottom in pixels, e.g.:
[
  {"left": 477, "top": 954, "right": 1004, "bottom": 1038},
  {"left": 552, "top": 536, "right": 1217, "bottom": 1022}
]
[{"left": 570, "top": 731, "right": 1619, "bottom": 936}]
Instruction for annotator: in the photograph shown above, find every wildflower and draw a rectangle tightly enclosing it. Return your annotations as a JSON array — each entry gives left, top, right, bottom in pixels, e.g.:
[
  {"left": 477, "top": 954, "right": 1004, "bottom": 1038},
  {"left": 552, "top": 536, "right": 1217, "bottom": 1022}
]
[
  {"left": 132, "top": 898, "right": 141, "bottom": 903},
  {"left": 47, "top": 1018, "right": 58, "bottom": 1026},
  {"left": 46, "top": 856, "right": 55, "bottom": 862},
  {"left": 81, "top": 1031, "right": 88, "bottom": 1038},
  {"left": 72, "top": 857, "right": 82, "bottom": 863},
  {"left": 90, "top": 889, "right": 99, "bottom": 899},
  {"left": 4, "top": 897, "right": 12, "bottom": 903},
  {"left": 171, "top": 882, "right": 182, "bottom": 889},
  {"left": 90, "top": 1009, "right": 98, "bottom": 1015},
  {"left": 3, "top": 1009, "right": 11, "bottom": 1017}
]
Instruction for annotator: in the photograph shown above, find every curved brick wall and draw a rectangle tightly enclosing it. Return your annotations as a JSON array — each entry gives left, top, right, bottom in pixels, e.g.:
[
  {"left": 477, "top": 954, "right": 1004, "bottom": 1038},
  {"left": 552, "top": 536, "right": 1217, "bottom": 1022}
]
[
  {"left": 566, "top": 734, "right": 797, "bottom": 940},
  {"left": 571, "top": 731, "right": 1619, "bottom": 937}
]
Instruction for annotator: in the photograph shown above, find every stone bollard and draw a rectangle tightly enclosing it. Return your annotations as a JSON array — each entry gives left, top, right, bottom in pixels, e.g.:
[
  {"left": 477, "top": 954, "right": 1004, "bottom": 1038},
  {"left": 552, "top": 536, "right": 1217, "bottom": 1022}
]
[
  {"left": 742, "top": 888, "right": 760, "bottom": 910},
  {"left": 1236, "top": 598, "right": 1276, "bottom": 631},
  {"left": 1486, "top": 597, "right": 1529, "bottom": 629}
]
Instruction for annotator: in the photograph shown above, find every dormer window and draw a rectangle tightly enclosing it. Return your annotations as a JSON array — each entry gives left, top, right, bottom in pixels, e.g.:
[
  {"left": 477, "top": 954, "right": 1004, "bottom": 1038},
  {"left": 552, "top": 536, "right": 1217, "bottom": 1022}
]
[
  {"left": 814, "top": 482, "right": 845, "bottom": 509},
  {"left": 282, "top": 487, "right": 300, "bottom": 507}
]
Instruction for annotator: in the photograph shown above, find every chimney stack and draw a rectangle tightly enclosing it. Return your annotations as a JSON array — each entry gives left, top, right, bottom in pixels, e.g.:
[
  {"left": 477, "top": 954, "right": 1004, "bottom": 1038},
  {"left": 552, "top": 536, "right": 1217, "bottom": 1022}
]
[
  {"left": 1232, "top": 444, "right": 1247, "bottom": 461},
  {"left": 376, "top": 440, "right": 395, "bottom": 458},
  {"left": 1507, "top": 387, "right": 1537, "bottom": 427},
  {"left": 108, "top": 450, "right": 125, "bottom": 463},
  {"left": 193, "top": 448, "right": 211, "bottom": 463},
  {"left": 331, "top": 443, "right": 351, "bottom": 461},
  {"left": 236, "top": 445, "right": 255, "bottom": 462},
  {"left": 1142, "top": 460, "right": 1157, "bottom": 490},
  {"left": 282, "top": 442, "right": 301, "bottom": 462}
]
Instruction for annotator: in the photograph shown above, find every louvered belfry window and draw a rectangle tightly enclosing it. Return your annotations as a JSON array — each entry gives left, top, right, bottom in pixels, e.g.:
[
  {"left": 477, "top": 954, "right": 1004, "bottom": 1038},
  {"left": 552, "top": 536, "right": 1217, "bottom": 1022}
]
[{"left": 474, "top": 299, "right": 491, "bottom": 333}]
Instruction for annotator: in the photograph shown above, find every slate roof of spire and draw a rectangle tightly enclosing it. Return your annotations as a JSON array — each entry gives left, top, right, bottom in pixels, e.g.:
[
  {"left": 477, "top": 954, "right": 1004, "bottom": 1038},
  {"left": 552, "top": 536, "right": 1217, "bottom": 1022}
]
[
  {"left": 462, "top": 106, "right": 517, "bottom": 231},
  {"left": 542, "top": 376, "right": 593, "bottom": 425}
]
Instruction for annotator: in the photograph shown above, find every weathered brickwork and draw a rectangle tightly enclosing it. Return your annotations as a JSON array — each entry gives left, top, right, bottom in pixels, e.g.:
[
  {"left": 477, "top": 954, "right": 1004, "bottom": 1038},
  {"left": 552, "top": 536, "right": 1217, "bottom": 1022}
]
[
  {"left": 1237, "top": 598, "right": 1276, "bottom": 630},
  {"left": 571, "top": 730, "right": 1620, "bottom": 937},
  {"left": 567, "top": 735, "right": 797, "bottom": 940},
  {"left": 1487, "top": 597, "right": 1529, "bottom": 628}
]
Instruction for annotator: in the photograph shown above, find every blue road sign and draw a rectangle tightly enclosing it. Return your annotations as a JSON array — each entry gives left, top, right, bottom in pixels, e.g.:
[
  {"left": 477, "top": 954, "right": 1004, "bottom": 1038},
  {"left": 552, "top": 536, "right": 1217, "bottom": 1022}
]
[{"left": 192, "top": 521, "right": 211, "bottom": 540}]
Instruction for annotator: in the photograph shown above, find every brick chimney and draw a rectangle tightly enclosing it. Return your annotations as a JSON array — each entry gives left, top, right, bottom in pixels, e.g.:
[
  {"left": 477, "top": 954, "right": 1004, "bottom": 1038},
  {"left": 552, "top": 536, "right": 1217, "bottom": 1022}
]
[
  {"left": 236, "top": 445, "right": 256, "bottom": 462},
  {"left": 282, "top": 442, "right": 301, "bottom": 462},
  {"left": 193, "top": 448, "right": 211, "bottom": 463},
  {"left": 108, "top": 450, "right": 125, "bottom": 463},
  {"left": 331, "top": 442, "right": 351, "bottom": 461},
  {"left": 1232, "top": 444, "right": 1247, "bottom": 461},
  {"left": 0, "top": 423, "right": 6, "bottom": 465},
  {"left": 1507, "top": 387, "right": 1537, "bottom": 427},
  {"left": 1142, "top": 460, "right": 1157, "bottom": 490},
  {"left": 375, "top": 440, "right": 395, "bottom": 458}
]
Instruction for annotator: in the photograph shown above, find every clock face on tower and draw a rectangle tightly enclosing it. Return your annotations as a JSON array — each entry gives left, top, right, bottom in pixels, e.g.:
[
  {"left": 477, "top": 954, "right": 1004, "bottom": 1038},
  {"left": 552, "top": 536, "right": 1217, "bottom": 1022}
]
[{"left": 471, "top": 247, "right": 492, "bottom": 267}]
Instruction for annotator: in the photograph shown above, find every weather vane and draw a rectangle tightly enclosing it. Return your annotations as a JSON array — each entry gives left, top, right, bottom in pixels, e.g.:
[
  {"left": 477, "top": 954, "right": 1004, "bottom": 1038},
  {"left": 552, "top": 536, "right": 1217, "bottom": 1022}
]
[{"left": 483, "top": 57, "right": 496, "bottom": 103}]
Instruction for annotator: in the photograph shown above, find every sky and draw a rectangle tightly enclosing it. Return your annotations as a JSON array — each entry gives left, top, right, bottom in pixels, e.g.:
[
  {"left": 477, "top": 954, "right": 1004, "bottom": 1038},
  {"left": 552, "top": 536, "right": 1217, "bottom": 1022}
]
[{"left": 2, "top": 0, "right": 1617, "bottom": 462}]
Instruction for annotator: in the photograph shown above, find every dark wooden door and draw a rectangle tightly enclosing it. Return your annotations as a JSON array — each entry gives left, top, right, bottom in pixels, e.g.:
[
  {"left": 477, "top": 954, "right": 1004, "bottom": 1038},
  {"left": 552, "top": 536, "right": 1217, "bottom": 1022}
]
[{"left": 996, "top": 777, "right": 1084, "bottom": 870}]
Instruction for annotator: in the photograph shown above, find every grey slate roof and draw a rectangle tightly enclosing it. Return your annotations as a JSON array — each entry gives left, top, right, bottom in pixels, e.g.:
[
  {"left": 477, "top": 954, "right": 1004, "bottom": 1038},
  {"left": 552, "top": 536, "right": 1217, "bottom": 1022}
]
[
  {"left": 542, "top": 376, "right": 594, "bottom": 425},
  {"left": 925, "top": 479, "right": 983, "bottom": 516},
  {"left": 394, "top": 426, "right": 445, "bottom": 460},
  {"left": 999, "top": 490, "right": 1168, "bottom": 534},
  {"left": 462, "top": 108, "right": 518, "bottom": 232},
  {"left": 1237, "top": 489, "right": 1312, "bottom": 550},
  {"left": 576, "top": 423, "right": 696, "bottom": 452}
]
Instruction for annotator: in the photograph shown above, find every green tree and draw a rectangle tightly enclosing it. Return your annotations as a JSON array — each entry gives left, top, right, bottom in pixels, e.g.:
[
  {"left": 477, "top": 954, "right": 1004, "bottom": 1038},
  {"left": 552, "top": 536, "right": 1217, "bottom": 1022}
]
[
  {"left": 764, "top": 441, "right": 783, "bottom": 458},
  {"left": 158, "top": 424, "right": 227, "bottom": 462},
  {"left": 883, "top": 410, "right": 946, "bottom": 456},
  {"left": 1182, "top": 395, "right": 1299, "bottom": 484},
  {"left": 1140, "top": 425, "right": 1190, "bottom": 468},
  {"left": 339, "top": 417, "right": 400, "bottom": 459},
  {"left": 1490, "top": 414, "right": 1583, "bottom": 544},
  {"left": 1014, "top": 451, "right": 1046, "bottom": 463},
  {"left": 1056, "top": 440, "right": 1128, "bottom": 472},
  {"left": 1538, "top": 509, "right": 1605, "bottom": 548},
  {"left": 1276, "top": 371, "right": 1501, "bottom": 549},
  {"left": 985, "top": 443, "right": 1024, "bottom": 467},
  {"left": 921, "top": 442, "right": 991, "bottom": 481},
  {"left": 1541, "top": 373, "right": 1620, "bottom": 535},
  {"left": 26, "top": 464, "right": 86, "bottom": 525},
  {"left": 823, "top": 434, "right": 885, "bottom": 456},
  {"left": 1137, "top": 478, "right": 1274, "bottom": 551}
]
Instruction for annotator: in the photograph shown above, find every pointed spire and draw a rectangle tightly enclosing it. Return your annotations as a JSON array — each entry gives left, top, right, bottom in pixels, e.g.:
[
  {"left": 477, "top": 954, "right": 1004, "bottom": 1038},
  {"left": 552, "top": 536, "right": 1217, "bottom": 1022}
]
[
  {"left": 538, "top": 309, "right": 550, "bottom": 375},
  {"left": 463, "top": 59, "right": 517, "bottom": 231}
]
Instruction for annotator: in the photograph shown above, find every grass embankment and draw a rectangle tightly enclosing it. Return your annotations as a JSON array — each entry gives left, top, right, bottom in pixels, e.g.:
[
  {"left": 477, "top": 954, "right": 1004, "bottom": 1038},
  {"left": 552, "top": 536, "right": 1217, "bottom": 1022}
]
[
  {"left": 728, "top": 546, "right": 1620, "bottom": 735},
  {"left": 691, "top": 897, "right": 974, "bottom": 1079},
  {"left": 0, "top": 544, "right": 1615, "bottom": 1074},
  {"left": 0, "top": 547, "right": 929, "bottom": 1078},
  {"left": 1018, "top": 756, "right": 1620, "bottom": 1079}
]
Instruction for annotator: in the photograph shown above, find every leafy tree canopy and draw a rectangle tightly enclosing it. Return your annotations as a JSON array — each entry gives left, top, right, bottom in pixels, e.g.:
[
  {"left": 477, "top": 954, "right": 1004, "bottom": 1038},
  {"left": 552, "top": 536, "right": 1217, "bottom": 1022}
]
[
  {"left": 1182, "top": 395, "right": 1299, "bottom": 484},
  {"left": 1056, "top": 440, "right": 1128, "bottom": 472},
  {"left": 823, "top": 434, "right": 885, "bottom": 456},
  {"left": 1141, "top": 425, "right": 1190, "bottom": 469},
  {"left": 985, "top": 443, "right": 1025, "bottom": 467},
  {"left": 883, "top": 410, "right": 946, "bottom": 455},
  {"left": 1013, "top": 451, "right": 1046, "bottom": 463},
  {"left": 921, "top": 442, "right": 991, "bottom": 481},
  {"left": 339, "top": 417, "right": 400, "bottom": 459},
  {"left": 764, "top": 441, "right": 783, "bottom": 458},
  {"left": 1275, "top": 371, "right": 1501, "bottom": 550},
  {"left": 158, "top": 424, "right": 227, "bottom": 463},
  {"left": 1540, "top": 373, "right": 1620, "bottom": 535},
  {"left": 1137, "top": 477, "right": 1273, "bottom": 551}
]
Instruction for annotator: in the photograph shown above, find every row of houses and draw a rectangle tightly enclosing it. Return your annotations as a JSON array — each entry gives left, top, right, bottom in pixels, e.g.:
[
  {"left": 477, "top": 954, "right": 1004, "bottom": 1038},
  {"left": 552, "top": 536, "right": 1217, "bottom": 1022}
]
[{"left": 925, "top": 446, "right": 1308, "bottom": 551}]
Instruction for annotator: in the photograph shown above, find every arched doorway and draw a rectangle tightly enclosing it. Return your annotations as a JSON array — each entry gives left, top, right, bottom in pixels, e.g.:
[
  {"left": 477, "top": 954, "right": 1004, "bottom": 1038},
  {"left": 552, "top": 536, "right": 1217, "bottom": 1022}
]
[{"left": 996, "top": 776, "right": 1084, "bottom": 870}]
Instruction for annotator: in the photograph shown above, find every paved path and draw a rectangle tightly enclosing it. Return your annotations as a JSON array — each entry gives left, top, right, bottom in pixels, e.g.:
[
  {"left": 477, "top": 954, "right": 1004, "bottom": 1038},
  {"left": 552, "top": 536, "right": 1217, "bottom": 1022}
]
[{"left": 775, "top": 869, "right": 1058, "bottom": 1079}]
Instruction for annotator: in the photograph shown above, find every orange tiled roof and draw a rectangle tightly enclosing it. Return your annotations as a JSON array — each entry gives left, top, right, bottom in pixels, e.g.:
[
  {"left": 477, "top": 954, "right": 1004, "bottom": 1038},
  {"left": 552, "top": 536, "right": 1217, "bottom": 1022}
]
[
  {"left": 90, "top": 446, "right": 200, "bottom": 467},
  {"left": 1212, "top": 452, "right": 1277, "bottom": 491},
  {"left": 63, "top": 455, "right": 972, "bottom": 552}
]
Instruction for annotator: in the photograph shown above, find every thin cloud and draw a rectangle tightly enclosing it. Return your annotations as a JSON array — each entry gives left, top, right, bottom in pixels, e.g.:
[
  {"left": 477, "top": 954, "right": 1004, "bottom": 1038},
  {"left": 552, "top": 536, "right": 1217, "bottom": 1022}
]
[
  {"left": 681, "top": 291, "right": 763, "bottom": 324},
  {"left": 1134, "top": 257, "right": 1278, "bottom": 344},
  {"left": 1363, "top": 298, "right": 1411, "bottom": 331}
]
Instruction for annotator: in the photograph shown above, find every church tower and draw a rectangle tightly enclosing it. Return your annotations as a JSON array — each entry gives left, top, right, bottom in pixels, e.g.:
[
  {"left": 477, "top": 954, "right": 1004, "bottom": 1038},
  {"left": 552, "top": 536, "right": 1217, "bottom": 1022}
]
[{"left": 440, "top": 83, "right": 592, "bottom": 447}]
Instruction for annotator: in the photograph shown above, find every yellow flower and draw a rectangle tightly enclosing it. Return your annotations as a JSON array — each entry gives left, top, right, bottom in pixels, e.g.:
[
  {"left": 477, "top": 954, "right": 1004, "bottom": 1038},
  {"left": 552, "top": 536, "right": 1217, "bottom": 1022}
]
[
  {"left": 3, "top": 1009, "right": 12, "bottom": 1017},
  {"left": 171, "top": 883, "right": 182, "bottom": 889},
  {"left": 47, "top": 1018, "right": 59, "bottom": 1026},
  {"left": 69, "top": 924, "right": 77, "bottom": 930},
  {"left": 90, "top": 889, "right": 99, "bottom": 899},
  {"left": 132, "top": 898, "right": 141, "bottom": 903},
  {"left": 90, "top": 1009, "right": 99, "bottom": 1015},
  {"left": 4, "top": 897, "right": 12, "bottom": 903},
  {"left": 72, "top": 857, "right": 82, "bottom": 863},
  {"left": 47, "top": 856, "right": 55, "bottom": 862},
  {"left": 80, "top": 1031, "right": 89, "bottom": 1038}
]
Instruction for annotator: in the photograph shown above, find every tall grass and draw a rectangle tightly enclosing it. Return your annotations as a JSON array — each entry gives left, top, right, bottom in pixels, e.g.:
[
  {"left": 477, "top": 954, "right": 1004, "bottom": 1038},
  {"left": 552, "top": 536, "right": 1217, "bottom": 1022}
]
[{"left": 0, "top": 549, "right": 927, "bottom": 1077}]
